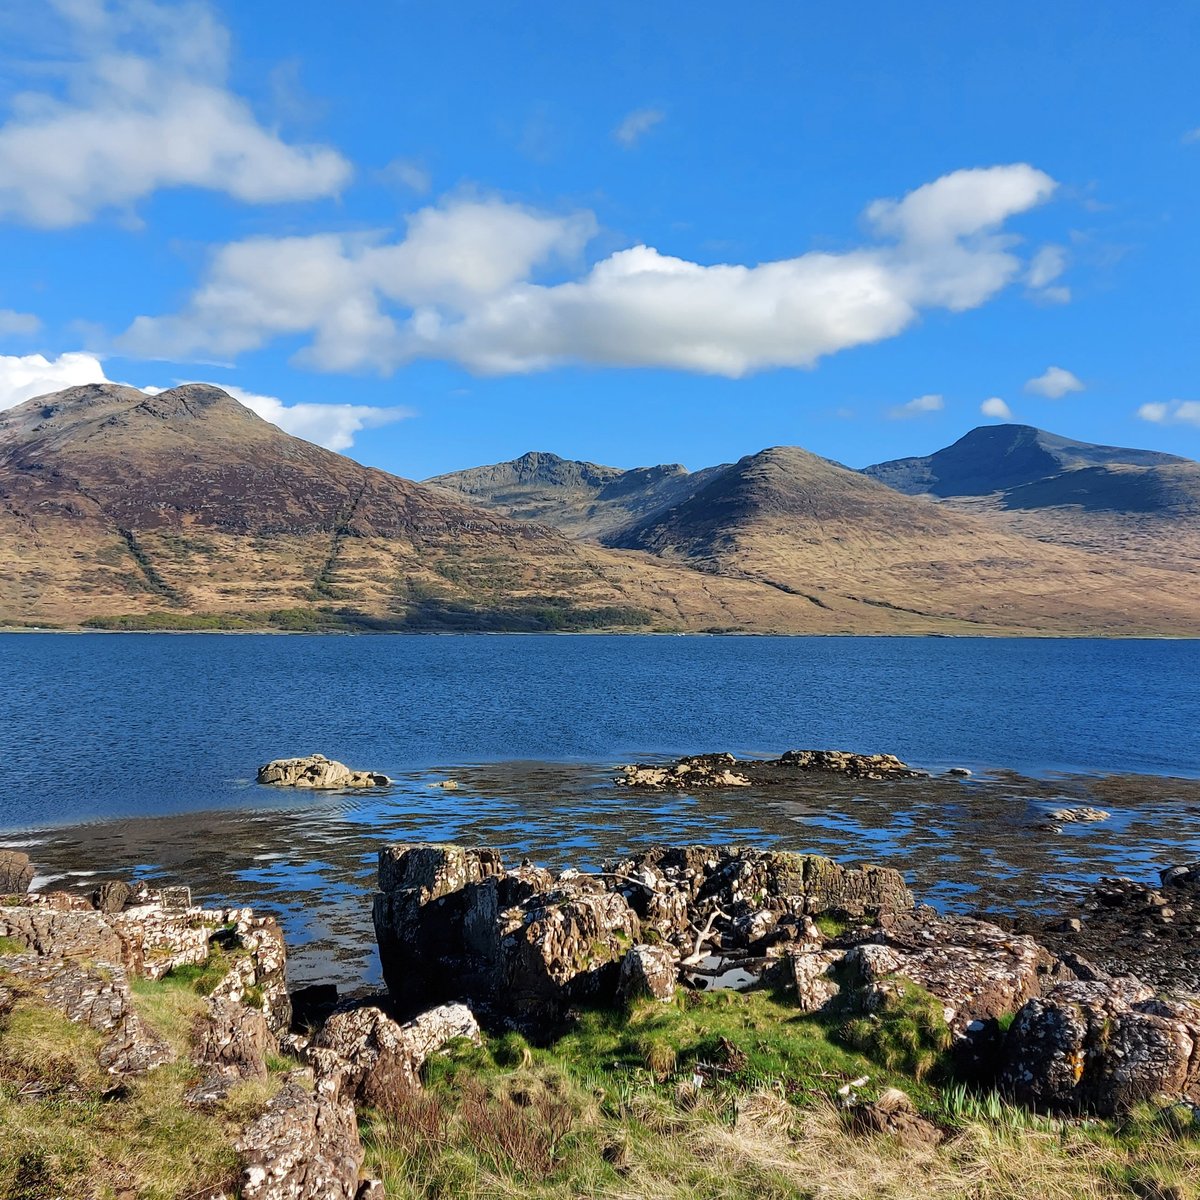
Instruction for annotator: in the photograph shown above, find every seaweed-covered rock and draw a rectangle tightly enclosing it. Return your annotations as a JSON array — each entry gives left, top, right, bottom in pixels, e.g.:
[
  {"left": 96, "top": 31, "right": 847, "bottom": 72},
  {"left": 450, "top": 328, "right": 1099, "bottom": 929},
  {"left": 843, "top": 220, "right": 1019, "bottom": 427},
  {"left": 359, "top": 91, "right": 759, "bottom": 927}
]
[
  {"left": 257, "top": 754, "right": 390, "bottom": 790},
  {"left": 616, "top": 749, "right": 926, "bottom": 789}
]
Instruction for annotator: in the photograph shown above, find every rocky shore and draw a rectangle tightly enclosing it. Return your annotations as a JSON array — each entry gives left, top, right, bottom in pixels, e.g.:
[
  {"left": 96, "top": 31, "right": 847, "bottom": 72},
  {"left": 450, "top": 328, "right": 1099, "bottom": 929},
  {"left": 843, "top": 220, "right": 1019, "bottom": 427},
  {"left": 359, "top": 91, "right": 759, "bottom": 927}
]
[{"left": 3, "top": 840, "right": 1200, "bottom": 1198}]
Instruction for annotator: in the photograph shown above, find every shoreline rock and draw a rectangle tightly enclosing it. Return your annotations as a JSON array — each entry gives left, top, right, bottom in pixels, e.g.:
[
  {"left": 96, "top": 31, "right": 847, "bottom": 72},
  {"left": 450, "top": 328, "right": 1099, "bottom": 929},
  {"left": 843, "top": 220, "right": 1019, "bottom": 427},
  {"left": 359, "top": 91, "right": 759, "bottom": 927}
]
[
  {"left": 257, "top": 753, "right": 391, "bottom": 790},
  {"left": 616, "top": 749, "right": 928, "bottom": 789}
]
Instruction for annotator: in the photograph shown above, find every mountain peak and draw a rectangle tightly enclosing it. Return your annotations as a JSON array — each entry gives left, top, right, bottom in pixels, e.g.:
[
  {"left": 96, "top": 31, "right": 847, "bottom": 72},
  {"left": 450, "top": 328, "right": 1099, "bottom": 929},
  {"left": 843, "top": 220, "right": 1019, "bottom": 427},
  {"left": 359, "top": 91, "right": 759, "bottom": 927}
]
[{"left": 864, "top": 424, "right": 1191, "bottom": 499}]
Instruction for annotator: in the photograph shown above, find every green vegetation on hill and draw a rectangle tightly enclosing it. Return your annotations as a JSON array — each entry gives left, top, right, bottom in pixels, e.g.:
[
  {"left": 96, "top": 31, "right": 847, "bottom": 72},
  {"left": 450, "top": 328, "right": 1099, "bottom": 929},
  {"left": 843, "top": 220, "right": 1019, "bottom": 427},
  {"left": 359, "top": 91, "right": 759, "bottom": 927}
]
[{"left": 81, "top": 597, "right": 655, "bottom": 633}]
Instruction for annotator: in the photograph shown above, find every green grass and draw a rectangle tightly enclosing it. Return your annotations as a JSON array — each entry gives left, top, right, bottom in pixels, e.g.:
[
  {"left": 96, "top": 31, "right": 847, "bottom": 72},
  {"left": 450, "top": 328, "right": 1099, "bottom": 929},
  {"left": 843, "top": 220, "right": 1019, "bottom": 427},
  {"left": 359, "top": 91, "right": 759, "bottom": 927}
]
[
  {"left": 0, "top": 954, "right": 271, "bottom": 1199},
  {"left": 0, "top": 936, "right": 29, "bottom": 956}
]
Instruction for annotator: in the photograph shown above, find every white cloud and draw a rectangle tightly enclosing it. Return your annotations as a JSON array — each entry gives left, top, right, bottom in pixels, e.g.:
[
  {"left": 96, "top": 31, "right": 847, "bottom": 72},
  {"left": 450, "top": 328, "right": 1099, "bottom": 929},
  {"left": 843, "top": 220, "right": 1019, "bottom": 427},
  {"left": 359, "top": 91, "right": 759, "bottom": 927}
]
[
  {"left": 1138, "top": 400, "right": 1200, "bottom": 427},
  {"left": 1184, "top": 128, "right": 1200, "bottom": 145},
  {"left": 217, "top": 385, "right": 410, "bottom": 452},
  {"left": 379, "top": 158, "right": 431, "bottom": 195},
  {"left": 1025, "top": 365, "right": 1084, "bottom": 399},
  {"left": 1026, "top": 244, "right": 1067, "bottom": 288},
  {"left": 0, "top": 351, "right": 402, "bottom": 451},
  {"left": 0, "top": 351, "right": 110, "bottom": 408},
  {"left": 118, "top": 164, "right": 1060, "bottom": 379},
  {"left": 0, "top": 309, "right": 41, "bottom": 336},
  {"left": 888, "top": 393, "right": 944, "bottom": 419},
  {"left": 613, "top": 107, "right": 665, "bottom": 148},
  {"left": 0, "top": 0, "right": 350, "bottom": 227},
  {"left": 980, "top": 397, "right": 1013, "bottom": 419}
]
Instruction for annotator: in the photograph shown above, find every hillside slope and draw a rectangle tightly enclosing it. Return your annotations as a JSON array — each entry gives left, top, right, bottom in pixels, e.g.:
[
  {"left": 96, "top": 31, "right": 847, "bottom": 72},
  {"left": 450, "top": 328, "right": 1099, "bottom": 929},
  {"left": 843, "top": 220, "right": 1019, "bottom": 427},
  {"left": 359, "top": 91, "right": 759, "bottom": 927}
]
[
  {"left": 865, "top": 424, "right": 1200, "bottom": 573},
  {"left": 0, "top": 385, "right": 845, "bottom": 633},
  {"left": 607, "top": 445, "right": 1200, "bottom": 635}
]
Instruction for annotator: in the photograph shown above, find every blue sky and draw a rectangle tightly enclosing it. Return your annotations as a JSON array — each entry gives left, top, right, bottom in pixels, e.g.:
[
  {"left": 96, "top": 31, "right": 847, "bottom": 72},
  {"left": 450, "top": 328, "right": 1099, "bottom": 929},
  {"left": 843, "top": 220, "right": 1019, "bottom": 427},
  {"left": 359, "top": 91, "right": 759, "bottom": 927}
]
[{"left": 0, "top": 0, "right": 1197, "bottom": 477}]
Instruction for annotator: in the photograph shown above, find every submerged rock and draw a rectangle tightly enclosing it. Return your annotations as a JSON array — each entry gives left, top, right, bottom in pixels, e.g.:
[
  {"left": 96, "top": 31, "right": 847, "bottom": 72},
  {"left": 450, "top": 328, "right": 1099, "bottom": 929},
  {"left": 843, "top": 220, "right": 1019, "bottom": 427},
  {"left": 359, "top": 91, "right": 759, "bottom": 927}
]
[
  {"left": 257, "top": 753, "right": 391, "bottom": 790},
  {"left": 616, "top": 749, "right": 926, "bottom": 789}
]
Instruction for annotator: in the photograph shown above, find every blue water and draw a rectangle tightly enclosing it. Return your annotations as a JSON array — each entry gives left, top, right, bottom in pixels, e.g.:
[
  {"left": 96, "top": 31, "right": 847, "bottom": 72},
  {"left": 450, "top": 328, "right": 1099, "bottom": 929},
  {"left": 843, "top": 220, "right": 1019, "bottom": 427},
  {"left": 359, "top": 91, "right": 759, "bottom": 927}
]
[{"left": 2, "top": 633, "right": 1198, "bottom": 830}]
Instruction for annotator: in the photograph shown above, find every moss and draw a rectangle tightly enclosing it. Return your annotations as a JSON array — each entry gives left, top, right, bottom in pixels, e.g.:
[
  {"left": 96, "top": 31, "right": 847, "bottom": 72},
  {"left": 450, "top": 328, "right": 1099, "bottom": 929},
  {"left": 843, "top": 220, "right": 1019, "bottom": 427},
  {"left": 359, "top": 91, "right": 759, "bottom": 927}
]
[{"left": 836, "top": 978, "right": 954, "bottom": 1081}]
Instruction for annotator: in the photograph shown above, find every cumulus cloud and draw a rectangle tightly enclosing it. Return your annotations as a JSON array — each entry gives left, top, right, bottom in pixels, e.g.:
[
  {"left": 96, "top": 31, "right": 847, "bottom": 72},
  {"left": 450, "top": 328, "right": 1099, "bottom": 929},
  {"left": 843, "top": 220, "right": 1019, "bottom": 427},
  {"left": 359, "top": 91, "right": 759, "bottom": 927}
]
[
  {"left": 1138, "top": 400, "right": 1200, "bottom": 427},
  {"left": 118, "top": 164, "right": 1059, "bottom": 379},
  {"left": 0, "top": 351, "right": 402, "bottom": 451},
  {"left": 0, "top": 0, "right": 350, "bottom": 227},
  {"left": 980, "top": 397, "right": 1013, "bottom": 419},
  {"left": 216, "top": 385, "right": 410, "bottom": 451},
  {"left": 0, "top": 351, "right": 110, "bottom": 408},
  {"left": 0, "top": 309, "right": 41, "bottom": 336},
  {"left": 888, "top": 393, "right": 944, "bottom": 419},
  {"left": 613, "top": 107, "right": 665, "bottom": 148},
  {"left": 1025, "top": 365, "right": 1084, "bottom": 399}
]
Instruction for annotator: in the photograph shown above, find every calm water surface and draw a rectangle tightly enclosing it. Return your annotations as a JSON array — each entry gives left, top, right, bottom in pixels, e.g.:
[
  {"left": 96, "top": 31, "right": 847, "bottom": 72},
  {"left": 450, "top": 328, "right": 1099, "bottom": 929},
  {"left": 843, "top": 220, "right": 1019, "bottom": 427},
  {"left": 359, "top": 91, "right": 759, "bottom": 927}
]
[{"left": 3, "top": 633, "right": 1198, "bottom": 985}]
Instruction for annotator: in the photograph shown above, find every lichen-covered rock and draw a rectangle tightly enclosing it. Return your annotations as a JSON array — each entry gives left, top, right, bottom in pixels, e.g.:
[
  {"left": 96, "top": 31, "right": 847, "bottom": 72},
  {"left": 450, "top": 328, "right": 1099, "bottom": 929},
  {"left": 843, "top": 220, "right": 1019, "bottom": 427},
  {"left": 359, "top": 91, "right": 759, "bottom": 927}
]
[
  {"left": 1000, "top": 978, "right": 1200, "bottom": 1114},
  {"left": 237, "top": 1069, "right": 364, "bottom": 1200},
  {"left": 312, "top": 1001, "right": 481, "bottom": 1110},
  {"left": 617, "top": 944, "right": 678, "bottom": 1003},
  {"left": 257, "top": 753, "right": 390, "bottom": 790},
  {"left": 0, "top": 849, "right": 33, "bottom": 894},
  {"left": 372, "top": 844, "right": 506, "bottom": 1011},
  {"left": 198, "top": 996, "right": 272, "bottom": 1081},
  {"left": 501, "top": 888, "right": 640, "bottom": 1021},
  {"left": 0, "top": 952, "right": 172, "bottom": 1075}
]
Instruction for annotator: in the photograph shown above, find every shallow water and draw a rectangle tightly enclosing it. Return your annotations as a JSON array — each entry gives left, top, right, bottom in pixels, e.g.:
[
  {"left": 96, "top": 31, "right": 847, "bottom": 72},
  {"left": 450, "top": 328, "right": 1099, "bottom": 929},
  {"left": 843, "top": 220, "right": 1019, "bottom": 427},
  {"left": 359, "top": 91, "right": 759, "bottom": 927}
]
[
  {"left": 15, "top": 763, "right": 1200, "bottom": 987},
  {"left": 4, "top": 632, "right": 1199, "bottom": 986}
]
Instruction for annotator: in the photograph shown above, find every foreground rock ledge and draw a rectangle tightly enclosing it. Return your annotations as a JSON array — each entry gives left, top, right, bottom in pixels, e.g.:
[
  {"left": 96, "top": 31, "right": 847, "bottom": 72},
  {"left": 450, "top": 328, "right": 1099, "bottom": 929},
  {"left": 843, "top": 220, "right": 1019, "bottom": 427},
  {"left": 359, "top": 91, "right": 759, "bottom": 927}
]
[
  {"left": 371, "top": 840, "right": 1200, "bottom": 1116},
  {"left": 616, "top": 749, "right": 928, "bottom": 789},
  {"left": 257, "top": 753, "right": 391, "bottom": 790}
]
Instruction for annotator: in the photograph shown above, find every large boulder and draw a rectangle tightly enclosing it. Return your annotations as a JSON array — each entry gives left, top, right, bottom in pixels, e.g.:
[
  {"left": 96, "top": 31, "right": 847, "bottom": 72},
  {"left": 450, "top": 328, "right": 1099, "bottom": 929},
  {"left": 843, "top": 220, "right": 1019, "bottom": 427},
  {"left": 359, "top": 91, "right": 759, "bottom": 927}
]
[
  {"left": 1000, "top": 978, "right": 1200, "bottom": 1114},
  {"left": 257, "top": 754, "right": 390, "bottom": 790}
]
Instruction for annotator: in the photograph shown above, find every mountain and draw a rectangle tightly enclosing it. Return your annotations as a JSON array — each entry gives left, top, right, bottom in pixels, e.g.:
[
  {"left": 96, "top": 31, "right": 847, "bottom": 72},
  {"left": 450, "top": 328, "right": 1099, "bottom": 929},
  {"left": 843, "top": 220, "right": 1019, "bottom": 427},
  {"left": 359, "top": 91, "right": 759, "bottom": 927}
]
[
  {"left": 863, "top": 424, "right": 1193, "bottom": 502},
  {"left": 864, "top": 424, "right": 1200, "bottom": 573},
  {"left": 425, "top": 451, "right": 728, "bottom": 540},
  {"left": 0, "top": 384, "right": 837, "bottom": 633},
  {"left": 462, "top": 444, "right": 1200, "bottom": 636},
  {"left": 5, "top": 391, "right": 1198, "bottom": 635}
]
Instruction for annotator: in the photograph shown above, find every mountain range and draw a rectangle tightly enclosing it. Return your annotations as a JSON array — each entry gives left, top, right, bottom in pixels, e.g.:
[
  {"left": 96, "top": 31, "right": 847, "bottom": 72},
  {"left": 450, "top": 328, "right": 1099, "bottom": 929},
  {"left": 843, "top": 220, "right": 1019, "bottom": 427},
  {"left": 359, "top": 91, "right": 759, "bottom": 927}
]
[{"left": 2, "top": 385, "right": 1197, "bottom": 635}]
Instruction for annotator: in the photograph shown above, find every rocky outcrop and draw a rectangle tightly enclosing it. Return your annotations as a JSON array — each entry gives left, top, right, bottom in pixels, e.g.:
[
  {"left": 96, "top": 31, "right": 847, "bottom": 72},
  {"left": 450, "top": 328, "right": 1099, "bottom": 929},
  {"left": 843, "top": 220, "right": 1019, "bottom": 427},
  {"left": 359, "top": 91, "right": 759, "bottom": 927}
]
[
  {"left": 311, "top": 1000, "right": 481, "bottom": 1111},
  {"left": 1000, "top": 978, "right": 1200, "bottom": 1114},
  {"left": 0, "top": 888, "right": 291, "bottom": 1034},
  {"left": 257, "top": 754, "right": 391, "bottom": 790},
  {"left": 0, "top": 951, "right": 173, "bottom": 1075},
  {"left": 373, "top": 842, "right": 913, "bottom": 1026},
  {"left": 237, "top": 1069, "right": 365, "bottom": 1200},
  {"left": 0, "top": 849, "right": 33, "bottom": 894},
  {"left": 616, "top": 749, "right": 927, "bottom": 789}
]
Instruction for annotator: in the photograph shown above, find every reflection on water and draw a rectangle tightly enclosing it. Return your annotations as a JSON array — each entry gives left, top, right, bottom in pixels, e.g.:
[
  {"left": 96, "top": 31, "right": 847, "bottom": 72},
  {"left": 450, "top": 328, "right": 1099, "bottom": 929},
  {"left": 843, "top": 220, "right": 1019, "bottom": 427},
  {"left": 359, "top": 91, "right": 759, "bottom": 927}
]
[{"left": 18, "top": 763, "right": 1200, "bottom": 988}]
